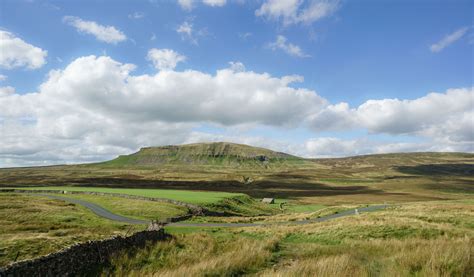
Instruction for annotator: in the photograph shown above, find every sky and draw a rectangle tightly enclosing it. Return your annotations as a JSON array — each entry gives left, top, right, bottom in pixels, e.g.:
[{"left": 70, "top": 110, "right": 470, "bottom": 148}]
[{"left": 0, "top": 0, "right": 473, "bottom": 167}]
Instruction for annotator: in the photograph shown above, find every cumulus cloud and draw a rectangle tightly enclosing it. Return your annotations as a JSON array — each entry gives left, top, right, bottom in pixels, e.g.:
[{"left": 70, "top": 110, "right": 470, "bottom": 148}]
[
  {"left": 308, "top": 87, "right": 474, "bottom": 146},
  {"left": 307, "top": 102, "right": 355, "bottom": 131},
  {"left": 147, "top": 48, "right": 186, "bottom": 70},
  {"left": 268, "top": 35, "right": 310, "bottom": 57},
  {"left": 0, "top": 30, "right": 47, "bottom": 69},
  {"left": 63, "top": 16, "right": 127, "bottom": 44},
  {"left": 256, "top": 0, "right": 340, "bottom": 26},
  {"left": 430, "top": 27, "right": 470, "bottom": 53},
  {"left": 0, "top": 74, "right": 7, "bottom": 81},
  {"left": 1, "top": 53, "right": 472, "bottom": 166},
  {"left": 0, "top": 55, "right": 327, "bottom": 165},
  {"left": 356, "top": 88, "right": 473, "bottom": 138},
  {"left": 0, "top": 86, "right": 15, "bottom": 97}
]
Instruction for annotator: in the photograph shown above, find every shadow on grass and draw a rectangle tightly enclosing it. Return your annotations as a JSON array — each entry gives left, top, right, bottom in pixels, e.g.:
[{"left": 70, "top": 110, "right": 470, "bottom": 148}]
[
  {"left": 38, "top": 177, "right": 400, "bottom": 199},
  {"left": 395, "top": 164, "right": 474, "bottom": 177}
]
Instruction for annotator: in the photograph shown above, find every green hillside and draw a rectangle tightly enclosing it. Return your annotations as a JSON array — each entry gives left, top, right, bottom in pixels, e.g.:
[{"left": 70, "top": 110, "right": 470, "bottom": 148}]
[{"left": 102, "top": 142, "right": 306, "bottom": 167}]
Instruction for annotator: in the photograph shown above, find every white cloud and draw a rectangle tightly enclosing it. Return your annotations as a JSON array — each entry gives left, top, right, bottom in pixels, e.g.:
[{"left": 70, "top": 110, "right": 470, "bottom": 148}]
[
  {"left": 0, "top": 30, "right": 47, "bottom": 69},
  {"left": 228, "top": 61, "right": 245, "bottom": 72},
  {"left": 308, "top": 87, "right": 474, "bottom": 146},
  {"left": 203, "top": 0, "right": 226, "bottom": 7},
  {"left": 0, "top": 74, "right": 7, "bottom": 81},
  {"left": 147, "top": 48, "right": 186, "bottom": 70},
  {"left": 307, "top": 102, "right": 355, "bottom": 131},
  {"left": 1, "top": 53, "right": 472, "bottom": 166},
  {"left": 302, "top": 137, "right": 464, "bottom": 158},
  {"left": 128, "top": 12, "right": 145, "bottom": 19},
  {"left": 177, "top": 21, "right": 194, "bottom": 44},
  {"left": 430, "top": 27, "right": 470, "bottom": 53},
  {"left": 178, "top": 0, "right": 194, "bottom": 10},
  {"left": 178, "top": 0, "right": 227, "bottom": 10},
  {"left": 0, "top": 55, "right": 328, "bottom": 165},
  {"left": 184, "top": 133, "right": 472, "bottom": 159},
  {"left": 305, "top": 137, "right": 363, "bottom": 157},
  {"left": 176, "top": 21, "right": 208, "bottom": 45},
  {"left": 268, "top": 35, "right": 310, "bottom": 57},
  {"left": 356, "top": 88, "right": 473, "bottom": 137},
  {"left": 63, "top": 16, "right": 127, "bottom": 44},
  {"left": 298, "top": 0, "right": 340, "bottom": 24},
  {"left": 0, "top": 86, "right": 15, "bottom": 97},
  {"left": 256, "top": 0, "right": 340, "bottom": 26}
]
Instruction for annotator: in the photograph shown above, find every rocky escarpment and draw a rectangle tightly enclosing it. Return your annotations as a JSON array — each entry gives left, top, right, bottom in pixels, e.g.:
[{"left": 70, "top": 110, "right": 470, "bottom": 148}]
[{"left": 103, "top": 142, "right": 305, "bottom": 167}]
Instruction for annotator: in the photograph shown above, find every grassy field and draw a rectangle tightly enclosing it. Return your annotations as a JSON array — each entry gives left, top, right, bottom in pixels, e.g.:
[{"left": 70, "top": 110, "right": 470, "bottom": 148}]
[
  {"left": 0, "top": 193, "right": 133, "bottom": 267},
  {"left": 0, "top": 151, "right": 472, "bottom": 206},
  {"left": 103, "top": 200, "right": 474, "bottom": 276},
  {"left": 43, "top": 193, "right": 189, "bottom": 221},
  {"left": 3, "top": 186, "right": 242, "bottom": 205},
  {"left": 0, "top": 145, "right": 473, "bottom": 274}
]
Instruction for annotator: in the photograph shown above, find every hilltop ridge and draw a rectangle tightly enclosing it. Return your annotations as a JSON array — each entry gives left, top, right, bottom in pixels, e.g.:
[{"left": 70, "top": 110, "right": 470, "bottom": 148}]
[{"left": 103, "top": 142, "right": 305, "bottom": 167}]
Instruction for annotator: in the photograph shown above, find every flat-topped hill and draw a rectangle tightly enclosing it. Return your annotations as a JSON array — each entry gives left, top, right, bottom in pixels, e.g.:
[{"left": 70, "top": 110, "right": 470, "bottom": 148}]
[{"left": 103, "top": 142, "right": 305, "bottom": 167}]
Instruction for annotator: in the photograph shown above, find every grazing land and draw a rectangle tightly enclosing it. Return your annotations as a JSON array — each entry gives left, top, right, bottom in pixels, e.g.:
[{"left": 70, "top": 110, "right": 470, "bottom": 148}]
[
  {"left": 4, "top": 186, "right": 242, "bottom": 205},
  {"left": 0, "top": 143, "right": 473, "bottom": 275},
  {"left": 0, "top": 193, "right": 132, "bottom": 267},
  {"left": 105, "top": 200, "right": 474, "bottom": 276},
  {"left": 1, "top": 144, "right": 472, "bottom": 206},
  {"left": 38, "top": 193, "right": 190, "bottom": 221}
]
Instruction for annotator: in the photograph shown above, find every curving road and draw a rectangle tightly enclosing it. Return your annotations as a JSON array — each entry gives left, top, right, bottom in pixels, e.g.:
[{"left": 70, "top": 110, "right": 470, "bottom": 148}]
[
  {"left": 36, "top": 193, "right": 388, "bottom": 228},
  {"left": 38, "top": 193, "right": 149, "bottom": 225}
]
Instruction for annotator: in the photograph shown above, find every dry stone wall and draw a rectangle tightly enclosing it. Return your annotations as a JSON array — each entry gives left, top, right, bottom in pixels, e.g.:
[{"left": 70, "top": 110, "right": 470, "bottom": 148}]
[{"left": 0, "top": 229, "right": 169, "bottom": 277}]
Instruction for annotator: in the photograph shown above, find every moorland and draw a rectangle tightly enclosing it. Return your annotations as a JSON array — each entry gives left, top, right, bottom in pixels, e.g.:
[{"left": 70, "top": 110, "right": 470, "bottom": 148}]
[{"left": 0, "top": 142, "right": 473, "bottom": 275}]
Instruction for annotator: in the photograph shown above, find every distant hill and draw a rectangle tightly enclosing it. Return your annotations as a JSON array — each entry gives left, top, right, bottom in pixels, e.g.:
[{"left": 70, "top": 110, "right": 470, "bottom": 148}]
[{"left": 102, "top": 142, "right": 306, "bottom": 167}]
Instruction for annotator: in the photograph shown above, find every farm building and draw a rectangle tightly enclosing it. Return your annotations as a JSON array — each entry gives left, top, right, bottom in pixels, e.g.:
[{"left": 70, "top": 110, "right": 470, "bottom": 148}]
[{"left": 261, "top": 198, "right": 275, "bottom": 204}]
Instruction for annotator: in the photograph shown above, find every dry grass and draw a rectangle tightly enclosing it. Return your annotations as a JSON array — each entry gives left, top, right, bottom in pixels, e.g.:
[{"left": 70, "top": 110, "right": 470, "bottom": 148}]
[
  {"left": 1, "top": 152, "right": 472, "bottom": 205},
  {"left": 49, "top": 193, "right": 189, "bottom": 220},
  {"left": 0, "top": 193, "right": 131, "bottom": 266},
  {"left": 258, "top": 237, "right": 472, "bottom": 277},
  {"left": 104, "top": 233, "right": 281, "bottom": 276},
  {"left": 187, "top": 204, "right": 359, "bottom": 224},
  {"left": 104, "top": 200, "right": 474, "bottom": 276}
]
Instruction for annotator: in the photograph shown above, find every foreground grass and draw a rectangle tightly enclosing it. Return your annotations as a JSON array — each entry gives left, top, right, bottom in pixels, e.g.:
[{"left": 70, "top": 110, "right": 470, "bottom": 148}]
[
  {"left": 103, "top": 232, "right": 280, "bottom": 276},
  {"left": 4, "top": 186, "right": 242, "bottom": 205},
  {"left": 45, "top": 193, "right": 189, "bottom": 221},
  {"left": 0, "top": 194, "right": 134, "bottom": 266},
  {"left": 104, "top": 200, "right": 474, "bottom": 276}
]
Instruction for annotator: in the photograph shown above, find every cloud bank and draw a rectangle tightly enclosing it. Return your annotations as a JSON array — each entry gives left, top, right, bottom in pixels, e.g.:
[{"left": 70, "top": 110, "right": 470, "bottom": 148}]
[{"left": 0, "top": 54, "right": 472, "bottom": 166}]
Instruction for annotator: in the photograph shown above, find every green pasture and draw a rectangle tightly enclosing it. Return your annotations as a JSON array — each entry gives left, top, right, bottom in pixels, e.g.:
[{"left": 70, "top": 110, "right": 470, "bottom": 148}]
[{"left": 2, "top": 186, "right": 243, "bottom": 205}]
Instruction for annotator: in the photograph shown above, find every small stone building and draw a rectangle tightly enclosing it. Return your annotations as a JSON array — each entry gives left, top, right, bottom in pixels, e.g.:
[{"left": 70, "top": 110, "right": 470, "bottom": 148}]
[{"left": 261, "top": 198, "right": 275, "bottom": 204}]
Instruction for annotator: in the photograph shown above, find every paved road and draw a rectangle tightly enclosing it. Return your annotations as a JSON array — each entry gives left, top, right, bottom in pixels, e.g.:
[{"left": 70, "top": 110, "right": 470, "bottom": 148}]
[
  {"left": 37, "top": 193, "right": 388, "bottom": 228},
  {"left": 171, "top": 205, "right": 388, "bottom": 227},
  {"left": 38, "top": 193, "right": 149, "bottom": 225}
]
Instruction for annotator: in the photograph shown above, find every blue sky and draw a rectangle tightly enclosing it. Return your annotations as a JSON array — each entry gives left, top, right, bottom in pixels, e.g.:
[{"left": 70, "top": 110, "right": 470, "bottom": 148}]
[{"left": 0, "top": 0, "right": 472, "bottom": 166}]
